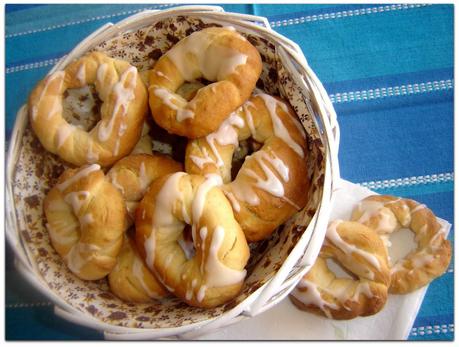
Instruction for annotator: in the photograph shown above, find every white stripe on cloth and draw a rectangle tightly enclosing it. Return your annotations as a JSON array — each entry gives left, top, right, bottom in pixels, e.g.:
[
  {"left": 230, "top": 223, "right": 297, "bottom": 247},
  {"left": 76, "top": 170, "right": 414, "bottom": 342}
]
[
  {"left": 5, "top": 4, "right": 176, "bottom": 38},
  {"left": 359, "top": 173, "right": 454, "bottom": 190},
  {"left": 330, "top": 80, "right": 454, "bottom": 104},
  {"left": 270, "top": 4, "right": 430, "bottom": 28}
]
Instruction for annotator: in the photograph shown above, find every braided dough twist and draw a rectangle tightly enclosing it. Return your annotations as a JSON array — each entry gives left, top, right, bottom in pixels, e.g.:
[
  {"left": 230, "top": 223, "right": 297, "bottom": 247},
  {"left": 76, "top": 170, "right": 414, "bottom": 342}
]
[
  {"left": 29, "top": 52, "right": 148, "bottom": 167},
  {"left": 186, "top": 93, "right": 309, "bottom": 242},
  {"left": 108, "top": 235, "right": 169, "bottom": 303},
  {"left": 290, "top": 221, "right": 390, "bottom": 320},
  {"left": 149, "top": 27, "right": 262, "bottom": 138},
  {"left": 106, "top": 153, "right": 183, "bottom": 226},
  {"left": 135, "top": 173, "right": 250, "bottom": 308},
  {"left": 44, "top": 164, "right": 126, "bottom": 280},
  {"left": 351, "top": 195, "right": 451, "bottom": 294}
]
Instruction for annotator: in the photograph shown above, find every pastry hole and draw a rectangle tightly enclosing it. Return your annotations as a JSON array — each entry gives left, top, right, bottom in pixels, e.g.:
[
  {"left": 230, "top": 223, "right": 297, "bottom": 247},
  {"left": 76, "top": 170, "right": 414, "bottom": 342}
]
[
  {"left": 178, "top": 225, "right": 195, "bottom": 260},
  {"left": 63, "top": 85, "right": 102, "bottom": 131},
  {"left": 326, "top": 258, "right": 356, "bottom": 280},
  {"left": 176, "top": 81, "right": 206, "bottom": 101},
  {"left": 231, "top": 138, "right": 262, "bottom": 180},
  {"left": 386, "top": 228, "right": 417, "bottom": 264}
]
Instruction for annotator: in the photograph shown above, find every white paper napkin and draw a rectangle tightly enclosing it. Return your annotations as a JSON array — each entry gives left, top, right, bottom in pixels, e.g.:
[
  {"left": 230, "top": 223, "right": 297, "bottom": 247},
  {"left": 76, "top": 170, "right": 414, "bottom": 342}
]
[{"left": 198, "top": 179, "right": 451, "bottom": 340}]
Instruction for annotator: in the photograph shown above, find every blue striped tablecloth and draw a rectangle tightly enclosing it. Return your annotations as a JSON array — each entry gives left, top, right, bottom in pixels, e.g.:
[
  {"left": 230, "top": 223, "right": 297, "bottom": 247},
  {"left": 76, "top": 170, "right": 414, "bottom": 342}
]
[{"left": 5, "top": 4, "right": 454, "bottom": 340}]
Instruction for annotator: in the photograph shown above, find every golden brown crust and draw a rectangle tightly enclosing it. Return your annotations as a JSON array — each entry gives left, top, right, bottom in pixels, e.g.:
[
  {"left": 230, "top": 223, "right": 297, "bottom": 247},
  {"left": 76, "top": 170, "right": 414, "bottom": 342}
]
[
  {"left": 108, "top": 235, "right": 169, "bottom": 303},
  {"left": 29, "top": 51, "right": 148, "bottom": 167},
  {"left": 186, "top": 93, "right": 309, "bottom": 242},
  {"left": 289, "top": 221, "right": 390, "bottom": 320},
  {"left": 135, "top": 173, "right": 250, "bottom": 308},
  {"left": 106, "top": 153, "right": 182, "bottom": 225},
  {"left": 148, "top": 27, "right": 262, "bottom": 139},
  {"left": 351, "top": 195, "right": 452, "bottom": 294},
  {"left": 43, "top": 164, "right": 127, "bottom": 280}
]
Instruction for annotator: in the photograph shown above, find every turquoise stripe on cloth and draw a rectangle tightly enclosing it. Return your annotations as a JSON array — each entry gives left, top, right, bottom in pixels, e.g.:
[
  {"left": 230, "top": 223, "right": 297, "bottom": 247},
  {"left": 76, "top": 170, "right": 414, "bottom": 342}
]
[{"left": 5, "top": 4, "right": 453, "bottom": 341}]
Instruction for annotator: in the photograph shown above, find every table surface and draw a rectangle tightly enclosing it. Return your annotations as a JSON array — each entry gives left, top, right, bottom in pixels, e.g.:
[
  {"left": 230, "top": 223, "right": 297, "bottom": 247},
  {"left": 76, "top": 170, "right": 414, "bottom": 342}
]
[{"left": 5, "top": 3, "right": 454, "bottom": 341}]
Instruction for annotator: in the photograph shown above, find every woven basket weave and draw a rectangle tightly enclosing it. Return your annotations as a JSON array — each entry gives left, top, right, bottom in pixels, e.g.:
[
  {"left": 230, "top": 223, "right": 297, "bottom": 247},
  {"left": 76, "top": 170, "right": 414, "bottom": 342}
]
[{"left": 6, "top": 5, "right": 340, "bottom": 340}]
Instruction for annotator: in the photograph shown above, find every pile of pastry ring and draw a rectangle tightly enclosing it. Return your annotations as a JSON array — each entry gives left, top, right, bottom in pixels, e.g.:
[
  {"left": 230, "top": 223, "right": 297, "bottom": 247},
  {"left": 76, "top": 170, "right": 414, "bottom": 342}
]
[
  {"left": 290, "top": 195, "right": 452, "bottom": 320},
  {"left": 31, "top": 27, "right": 311, "bottom": 308}
]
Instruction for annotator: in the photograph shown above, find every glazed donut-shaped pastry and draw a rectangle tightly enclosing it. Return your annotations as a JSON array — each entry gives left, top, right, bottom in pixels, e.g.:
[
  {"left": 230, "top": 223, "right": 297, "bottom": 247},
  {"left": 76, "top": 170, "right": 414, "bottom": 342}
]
[
  {"left": 186, "top": 93, "right": 309, "bottom": 242},
  {"left": 106, "top": 153, "right": 182, "bottom": 224},
  {"left": 351, "top": 195, "right": 452, "bottom": 294},
  {"left": 108, "top": 235, "right": 169, "bottom": 303},
  {"left": 290, "top": 221, "right": 390, "bottom": 320},
  {"left": 44, "top": 164, "right": 126, "bottom": 280},
  {"left": 149, "top": 27, "right": 262, "bottom": 138},
  {"left": 135, "top": 172, "right": 250, "bottom": 308},
  {"left": 29, "top": 51, "right": 148, "bottom": 167}
]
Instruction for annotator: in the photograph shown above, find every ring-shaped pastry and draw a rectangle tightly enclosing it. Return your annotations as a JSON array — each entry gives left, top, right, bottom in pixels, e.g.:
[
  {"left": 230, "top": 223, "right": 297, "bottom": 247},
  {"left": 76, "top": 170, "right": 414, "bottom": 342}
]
[
  {"left": 351, "top": 195, "right": 452, "bottom": 294},
  {"left": 29, "top": 51, "right": 148, "bottom": 167},
  {"left": 186, "top": 93, "right": 309, "bottom": 242},
  {"left": 290, "top": 220, "right": 390, "bottom": 320},
  {"left": 44, "top": 164, "right": 126, "bottom": 280},
  {"left": 149, "top": 27, "right": 262, "bottom": 138},
  {"left": 135, "top": 172, "right": 250, "bottom": 308}
]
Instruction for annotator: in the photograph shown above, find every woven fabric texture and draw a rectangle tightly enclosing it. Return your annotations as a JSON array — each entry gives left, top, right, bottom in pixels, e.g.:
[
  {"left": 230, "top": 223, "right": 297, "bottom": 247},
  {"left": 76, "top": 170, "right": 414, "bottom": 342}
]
[{"left": 5, "top": 4, "right": 454, "bottom": 340}]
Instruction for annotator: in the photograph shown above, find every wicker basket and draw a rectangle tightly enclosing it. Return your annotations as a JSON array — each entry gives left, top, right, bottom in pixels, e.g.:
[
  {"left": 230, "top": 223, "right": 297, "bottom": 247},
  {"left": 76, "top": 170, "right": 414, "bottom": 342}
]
[{"left": 6, "top": 5, "right": 340, "bottom": 340}]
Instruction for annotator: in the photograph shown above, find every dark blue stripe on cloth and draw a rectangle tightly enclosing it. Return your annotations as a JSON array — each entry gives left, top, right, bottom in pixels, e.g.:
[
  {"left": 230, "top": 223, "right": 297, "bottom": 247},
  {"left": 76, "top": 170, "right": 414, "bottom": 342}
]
[
  {"left": 5, "top": 4, "right": 45, "bottom": 13},
  {"left": 6, "top": 307, "right": 103, "bottom": 340},
  {"left": 323, "top": 68, "right": 454, "bottom": 97},
  {"left": 337, "top": 97, "right": 453, "bottom": 183}
]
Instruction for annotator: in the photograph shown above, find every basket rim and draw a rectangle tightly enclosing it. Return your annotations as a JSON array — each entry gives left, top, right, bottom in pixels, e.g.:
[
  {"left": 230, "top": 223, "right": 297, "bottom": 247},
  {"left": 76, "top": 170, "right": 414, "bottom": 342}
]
[{"left": 5, "top": 5, "right": 340, "bottom": 339}]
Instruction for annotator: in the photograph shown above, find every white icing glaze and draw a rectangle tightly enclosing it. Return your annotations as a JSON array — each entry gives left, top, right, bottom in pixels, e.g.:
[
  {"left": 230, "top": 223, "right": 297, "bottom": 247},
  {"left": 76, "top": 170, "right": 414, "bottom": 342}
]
[
  {"left": 86, "top": 141, "right": 99, "bottom": 163},
  {"left": 191, "top": 174, "right": 223, "bottom": 225},
  {"left": 132, "top": 256, "right": 159, "bottom": 298},
  {"left": 351, "top": 282, "right": 373, "bottom": 301},
  {"left": 166, "top": 30, "right": 248, "bottom": 82},
  {"left": 32, "top": 71, "right": 65, "bottom": 121},
  {"left": 155, "top": 70, "right": 172, "bottom": 82},
  {"left": 98, "top": 66, "right": 137, "bottom": 142},
  {"left": 292, "top": 278, "right": 337, "bottom": 318},
  {"left": 197, "top": 285, "right": 207, "bottom": 302},
  {"left": 411, "top": 252, "right": 435, "bottom": 268},
  {"left": 199, "top": 226, "right": 208, "bottom": 274},
  {"left": 256, "top": 93, "right": 304, "bottom": 157},
  {"left": 96, "top": 63, "right": 108, "bottom": 85},
  {"left": 63, "top": 191, "right": 90, "bottom": 213},
  {"left": 76, "top": 64, "right": 86, "bottom": 84},
  {"left": 79, "top": 213, "right": 94, "bottom": 226},
  {"left": 126, "top": 201, "right": 138, "bottom": 220},
  {"left": 326, "top": 220, "right": 382, "bottom": 271},
  {"left": 153, "top": 87, "right": 195, "bottom": 121},
  {"left": 411, "top": 204, "right": 426, "bottom": 214},
  {"left": 113, "top": 138, "right": 121, "bottom": 156},
  {"left": 189, "top": 146, "right": 215, "bottom": 170},
  {"left": 224, "top": 190, "right": 241, "bottom": 213},
  {"left": 56, "top": 123, "right": 76, "bottom": 149},
  {"left": 138, "top": 161, "right": 150, "bottom": 193},
  {"left": 57, "top": 164, "right": 100, "bottom": 191},
  {"left": 356, "top": 200, "right": 398, "bottom": 234},
  {"left": 203, "top": 226, "right": 246, "bottom": 287},
  {"left": 243, "top": 152, "right": 285, "bottom": 198},
  {"left": 204, "top": 113, "right": 244, "bottom": 167},
  {"left": 243, "top": 101, "right": 257, "bottom": 137},
  {"left": 109, "top": 173, "right": 125, "bottom": 195},
  {"left": 146, "top": 172, "right": 187, "bottom": 268},
  {"left": 47, "top": 98, "right": 63, "bottom": 119}
]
